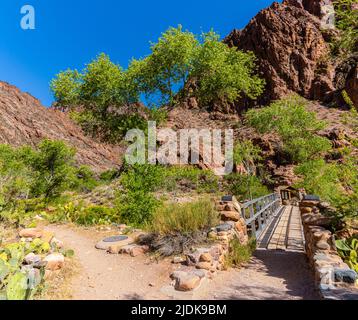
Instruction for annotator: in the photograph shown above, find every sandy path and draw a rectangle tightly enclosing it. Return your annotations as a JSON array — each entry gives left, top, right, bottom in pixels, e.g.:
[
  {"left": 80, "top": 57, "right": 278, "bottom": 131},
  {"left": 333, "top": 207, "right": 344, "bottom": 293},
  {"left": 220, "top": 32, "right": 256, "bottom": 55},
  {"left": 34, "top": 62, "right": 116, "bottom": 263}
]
[
  {"left": 46, "top": 224, "right": 173, "bottom": 300},
  {"left": 46, "top": 224, "right": 319, "bottom": 300},
  {"left": 196, "top": 250, "right": 319, "bottom": 300}
]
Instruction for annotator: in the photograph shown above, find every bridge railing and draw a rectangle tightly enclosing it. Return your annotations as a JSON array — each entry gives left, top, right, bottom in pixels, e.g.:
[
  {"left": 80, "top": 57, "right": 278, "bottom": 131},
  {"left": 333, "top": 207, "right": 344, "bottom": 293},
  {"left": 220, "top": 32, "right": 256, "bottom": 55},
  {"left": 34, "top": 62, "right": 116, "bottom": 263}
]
[{"left": 241, "top": 193, "right": 281, "bottom": 239}]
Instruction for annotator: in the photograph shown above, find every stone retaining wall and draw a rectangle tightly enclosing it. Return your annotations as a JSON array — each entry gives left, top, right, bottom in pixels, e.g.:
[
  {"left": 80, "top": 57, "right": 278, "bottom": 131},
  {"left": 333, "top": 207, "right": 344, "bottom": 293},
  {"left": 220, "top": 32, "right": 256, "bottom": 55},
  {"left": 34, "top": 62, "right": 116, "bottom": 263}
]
[
  {"left": 170, "top": 196, "right": 250, "bottom": 292},
  {"left": 299, "top": 199, "right": 358, "bottom": 300}
]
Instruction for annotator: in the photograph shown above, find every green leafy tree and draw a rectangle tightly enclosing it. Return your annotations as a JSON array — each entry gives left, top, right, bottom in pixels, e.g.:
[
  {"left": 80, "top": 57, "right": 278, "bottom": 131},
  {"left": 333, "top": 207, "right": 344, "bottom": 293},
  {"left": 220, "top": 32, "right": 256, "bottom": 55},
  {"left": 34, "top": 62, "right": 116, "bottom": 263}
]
[
  {"left": 51, "top": 54, "right": 143, "bottom": 141},
  {"left": 225, "top": 174, "right": 269, "bottom": 201},
  {"left": 50, "top": 70, "right": 81, "bottom": 109},
  {"left": 0, "top": 145, "right": 33, "bottom": 209},
  {"left": 192, "top": 31, "right": 264, "bottom": 105},
  {"left": 129, "top": 25, "right": 198, "bottom": 106},
  {"left": 232, "top": 140, "right": 263, "bottom": 200},
  {"left": 246, "top": 96, "right": 331, "bottom": 163},
  {"left": 28, "top": 140, "right": 76, "bottom": 200}
]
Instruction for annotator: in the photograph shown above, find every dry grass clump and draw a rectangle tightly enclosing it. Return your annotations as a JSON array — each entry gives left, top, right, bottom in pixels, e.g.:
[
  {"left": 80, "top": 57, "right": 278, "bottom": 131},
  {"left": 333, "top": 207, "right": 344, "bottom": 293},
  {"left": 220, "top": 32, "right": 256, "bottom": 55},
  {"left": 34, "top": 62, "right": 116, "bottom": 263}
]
[
  {"left": 148, "top": 198, "right": 219, "bottom": 235},
  {"left": 139, "top": 198, "right": 219, "bottom": 257}
]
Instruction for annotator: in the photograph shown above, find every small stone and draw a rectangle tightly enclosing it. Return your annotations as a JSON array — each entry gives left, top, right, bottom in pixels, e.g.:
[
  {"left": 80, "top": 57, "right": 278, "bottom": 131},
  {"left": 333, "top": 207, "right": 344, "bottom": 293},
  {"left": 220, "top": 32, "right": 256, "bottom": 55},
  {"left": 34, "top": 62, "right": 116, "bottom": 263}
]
[
  {"left": 217, "top": 231, "right": 228, "bottom": 237},
  {"left": 107, "top": 244, "right": 122, "bottom": 254},
  {"left": 43, "top": 253, "right": 65, "bottom": 271},
  {"left": 312, "top": 207, "right": 320, "bottom": 214},
  {"left": 207, "top": 231, "right": 217, "bottom": 240},
  {"left": 19, "top": 228, "right": 43, "bottom": 238},
  {"left": 313, "top": 230, "right": 331, "bottom": 241},
  {"left": 199, "top": 253, "right": 212, "bottom": 263},
  {"left": 172, "top": 256, "right": 186, "bottom": 264},
  {"left": 300, "top": 200, "right": 319, "bottom": 207},
  {"left": 235, "top": 221, "right": 246, "bottom": 233},
  {"left": 316, "top": 240, "right": 330, "bottom": 251},
  {"left": 130, "top": 245, "right": 149, "bottom": 257},
  {"left": 334, "top": 269, "right": 358, "bottom": 284},
  {"left": 300, "top": 207, "right": 312, "bottom": 214},
  {"left": 217, "top": 235, "right": 229, "bottom": 242},
  {"left": 192, "top": 269, "right": 207, "bottom": 279},
  {"left": 174, "top": 274, "right": 201, "bottom": 292},
  {"left": 209, "top": 245, "right": 223, "bottom": 257},
  {"left": 221, "top": 211, "right": 240, "bottom": 222},
  {"left": 170, "top": 271, "right": 187, "bottom": 280},
  {"left": 119, "top": 244, "right": 136, "bottom": 254},
  {"left": 223, "top": 204, "right": 235, "bottom": 211},
  {"left": 318, "top": 202, "right": 331, "bottom": 209},
  {"left": 24, "top": 253, "right": 42, "bottom": 266},
  {"left": 215, "top": 224, "right": 232, "bottom": 232},
  {"left": 196, "top": 261, "right": 212, "bottom": 270}
]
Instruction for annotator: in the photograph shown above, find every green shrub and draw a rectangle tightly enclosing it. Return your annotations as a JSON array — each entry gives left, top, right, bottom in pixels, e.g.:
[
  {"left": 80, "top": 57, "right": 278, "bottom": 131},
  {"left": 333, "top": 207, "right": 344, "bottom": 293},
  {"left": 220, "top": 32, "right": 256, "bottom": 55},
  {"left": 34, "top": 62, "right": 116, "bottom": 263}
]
[
  {"left": 76, "top": 205, "right": 118, "bottom": 225},
  {"left": 233, "top": 140, "right": 261, "bottom": 169},
  {"left": 70, "top": 165, "right": 99, "bottom": 192},
  {"left": 224, "top": 174, "right": 270, "bottom": 201},
  {"left": 47, "top": 202, "right": 118, "bottom": 225},
  {"left": 294, "top": 157, "right": 357, "bottom": 220},
  {"left": 147, "top": 198, "right": 219, "bottom": 235},
  {"left": 333, "top": 0, "right": 358, "bottom": 55},
  {"left": 225, "top": 238, "right": 256, "bottom": 268},
  {"left": 0, "top": 145, "right": 34, "bottom": 210},
  {"left": 246, "top": 96, "right": 331, "bottom": 163},
  {"left": 115, "top": 164, "right": 219, "bottom": 226},
  {"left": 120, "top": 163, "right": 165, "bottom": 193},
  {"left": 294, "top": 160, "right": 341, "bottom": 202},
  {"left": 25, "top": 139, "right": 77, "bottom": 200},
  {"left": 99, "top": 169, "right": 120, "bottom": 182},
  {"left": 162, "top": 166, "right": 219, "bottom": 193},
  {"left": 116, "top": 190, "right": 160, "bottom": 226}
]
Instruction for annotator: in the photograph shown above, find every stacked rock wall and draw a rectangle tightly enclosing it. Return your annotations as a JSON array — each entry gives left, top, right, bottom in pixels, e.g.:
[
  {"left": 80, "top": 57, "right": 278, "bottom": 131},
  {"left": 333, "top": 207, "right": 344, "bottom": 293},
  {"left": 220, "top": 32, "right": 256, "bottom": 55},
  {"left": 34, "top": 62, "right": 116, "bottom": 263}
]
[
  {"left": 299, "top": 199, "right": 358, "bottom": 300},
  {"left": 170, "top": 196, "right": 250, "bottom": 292}
]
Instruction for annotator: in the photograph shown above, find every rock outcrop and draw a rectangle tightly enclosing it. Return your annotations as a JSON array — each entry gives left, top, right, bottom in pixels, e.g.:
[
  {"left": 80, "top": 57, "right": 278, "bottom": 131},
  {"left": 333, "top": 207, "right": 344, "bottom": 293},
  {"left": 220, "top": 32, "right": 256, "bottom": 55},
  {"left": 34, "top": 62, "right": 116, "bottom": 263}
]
[
  {"left": 0, "top": 81, "right": 122, "bottom": 172},
  {"left": 224, "top": 0, "right": 357, "bottom": 109},
  {"left": 224, "top": 1, "right": 335, "bottom": 105}
]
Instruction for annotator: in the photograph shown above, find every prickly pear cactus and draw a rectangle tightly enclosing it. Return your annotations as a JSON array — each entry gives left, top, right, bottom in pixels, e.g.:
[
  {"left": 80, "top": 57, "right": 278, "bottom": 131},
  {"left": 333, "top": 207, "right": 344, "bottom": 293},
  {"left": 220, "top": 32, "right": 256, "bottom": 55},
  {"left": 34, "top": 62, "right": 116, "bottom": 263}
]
[
  {"left": 0, "top": 258, "right": 10, "bottom": 282},
  {"left": 6, "top": 272, "right": 27, "bottom": 300}
]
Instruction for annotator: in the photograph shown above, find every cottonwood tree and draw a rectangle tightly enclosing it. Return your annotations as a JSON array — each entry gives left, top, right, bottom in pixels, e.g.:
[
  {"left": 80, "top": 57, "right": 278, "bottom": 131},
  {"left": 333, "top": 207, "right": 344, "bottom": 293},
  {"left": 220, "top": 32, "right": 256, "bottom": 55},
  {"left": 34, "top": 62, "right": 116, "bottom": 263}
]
[
  {"left": 51, "top": 54, "right": 144, "bottom": 141},
  {"left": 129, "top": 25, "right": 198, "bottom": 106},
  {"left": 192, "top": 31, "right": 265, "bottom": 106}
]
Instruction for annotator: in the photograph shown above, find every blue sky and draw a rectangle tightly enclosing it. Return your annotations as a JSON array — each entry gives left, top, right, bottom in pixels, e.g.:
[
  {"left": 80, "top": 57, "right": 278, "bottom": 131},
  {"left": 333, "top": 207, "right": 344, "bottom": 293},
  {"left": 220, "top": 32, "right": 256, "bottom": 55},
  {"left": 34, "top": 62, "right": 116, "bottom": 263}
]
[{"left": 0, "top": 0, "right": 275, "bottom": 106}]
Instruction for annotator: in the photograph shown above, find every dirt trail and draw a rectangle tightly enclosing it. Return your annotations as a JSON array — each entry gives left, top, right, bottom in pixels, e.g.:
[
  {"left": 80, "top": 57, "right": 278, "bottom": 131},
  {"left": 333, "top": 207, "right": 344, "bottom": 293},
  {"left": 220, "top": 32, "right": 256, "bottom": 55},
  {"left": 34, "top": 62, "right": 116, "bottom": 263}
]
[
  {"left": 196, "top": 250, "right": 319, "bottom": 300},
  {"left": 46, "top": 224, "right": 172, "bottom": 300},
  {"left": 46, "top": 224, "right": 319, "bottom": 300}
]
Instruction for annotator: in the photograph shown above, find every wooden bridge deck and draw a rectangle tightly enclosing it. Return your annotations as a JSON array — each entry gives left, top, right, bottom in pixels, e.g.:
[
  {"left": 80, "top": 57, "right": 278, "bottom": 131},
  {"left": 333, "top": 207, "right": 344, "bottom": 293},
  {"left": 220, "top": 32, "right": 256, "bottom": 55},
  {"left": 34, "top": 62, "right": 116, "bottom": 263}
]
[{"left": 257, "top": 205, "right": 305, "bottom": 252}]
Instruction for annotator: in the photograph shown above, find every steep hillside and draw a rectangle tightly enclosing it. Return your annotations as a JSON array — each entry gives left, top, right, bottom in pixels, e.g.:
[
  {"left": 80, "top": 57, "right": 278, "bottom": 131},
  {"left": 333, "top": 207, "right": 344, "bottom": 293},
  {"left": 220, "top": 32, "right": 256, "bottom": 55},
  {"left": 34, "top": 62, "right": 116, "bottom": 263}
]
[{"left": 0, "top": 81, "right": 122, "bottom": 172}]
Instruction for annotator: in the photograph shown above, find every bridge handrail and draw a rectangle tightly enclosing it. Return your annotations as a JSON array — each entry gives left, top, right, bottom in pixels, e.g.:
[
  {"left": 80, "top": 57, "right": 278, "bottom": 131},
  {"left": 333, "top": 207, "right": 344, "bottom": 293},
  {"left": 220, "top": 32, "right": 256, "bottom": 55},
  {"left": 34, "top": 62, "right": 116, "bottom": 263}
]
[
  {"left": 240, "top": 193, "right": 281, "bottom": 238},
  {"left": 241, "top": 193, "right": 278, "bottom": 208},
  {"left": 245, "top": 198, "right": 280, "bottom": 225}
]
